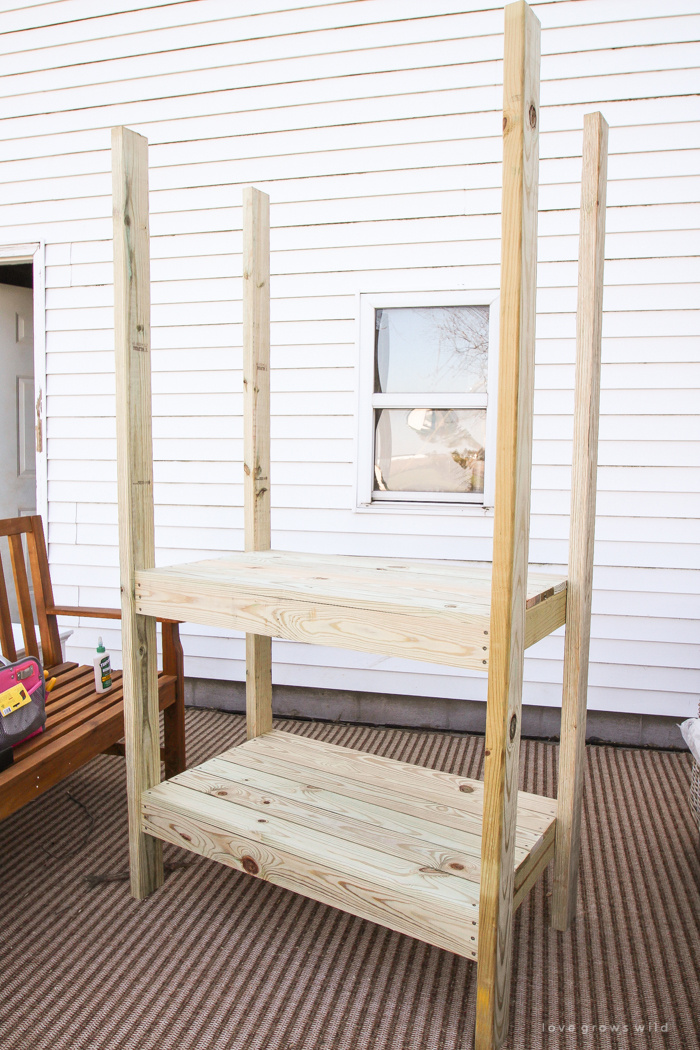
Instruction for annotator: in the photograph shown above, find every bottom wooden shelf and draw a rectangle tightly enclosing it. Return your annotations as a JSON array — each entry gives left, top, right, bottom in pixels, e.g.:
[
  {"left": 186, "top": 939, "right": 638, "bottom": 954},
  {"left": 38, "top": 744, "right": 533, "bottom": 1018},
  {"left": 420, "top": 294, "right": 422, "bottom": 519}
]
[{"left": 141, "top": 730, "right": 557, "bottom": 960}]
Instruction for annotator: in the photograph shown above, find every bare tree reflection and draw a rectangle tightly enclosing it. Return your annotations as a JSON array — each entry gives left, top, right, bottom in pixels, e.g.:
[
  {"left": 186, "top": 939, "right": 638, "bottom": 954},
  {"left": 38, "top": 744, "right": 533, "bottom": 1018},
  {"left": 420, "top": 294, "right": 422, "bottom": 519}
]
[{"left": 431, "top": 306, "right": 489, "bottom": 391}]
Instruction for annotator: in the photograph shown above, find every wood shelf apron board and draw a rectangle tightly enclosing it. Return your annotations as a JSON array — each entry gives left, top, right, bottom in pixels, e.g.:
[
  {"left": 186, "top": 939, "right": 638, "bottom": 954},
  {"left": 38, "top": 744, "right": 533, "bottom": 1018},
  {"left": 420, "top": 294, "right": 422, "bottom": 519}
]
[
  {"left": 141, "top": 729, "right": 557, "bottom": 961},
  {"left": 135, "top": 550, "right": 567, "bottom": 671}
]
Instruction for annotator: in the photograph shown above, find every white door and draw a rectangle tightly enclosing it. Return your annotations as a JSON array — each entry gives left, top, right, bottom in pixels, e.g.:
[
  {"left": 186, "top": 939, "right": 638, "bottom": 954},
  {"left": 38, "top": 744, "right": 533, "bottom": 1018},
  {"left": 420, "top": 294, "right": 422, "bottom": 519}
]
[{"left": 0, "top": 282, "right": 35, "bottom": 520}]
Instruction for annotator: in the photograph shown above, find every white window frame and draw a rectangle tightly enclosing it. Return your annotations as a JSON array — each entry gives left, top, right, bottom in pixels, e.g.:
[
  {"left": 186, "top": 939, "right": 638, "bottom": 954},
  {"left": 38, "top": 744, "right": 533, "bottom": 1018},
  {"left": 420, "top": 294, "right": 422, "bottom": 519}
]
[{"left": 356, "top": 290, "right": 500, "bottom": 511}]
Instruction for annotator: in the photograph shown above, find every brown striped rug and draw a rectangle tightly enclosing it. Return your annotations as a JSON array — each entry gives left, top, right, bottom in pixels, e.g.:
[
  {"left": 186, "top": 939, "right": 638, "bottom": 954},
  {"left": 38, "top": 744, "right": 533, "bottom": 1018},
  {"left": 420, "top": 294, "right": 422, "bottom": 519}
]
[{"left": 1, "top": 709, "right": 698, "bottom": 1050}]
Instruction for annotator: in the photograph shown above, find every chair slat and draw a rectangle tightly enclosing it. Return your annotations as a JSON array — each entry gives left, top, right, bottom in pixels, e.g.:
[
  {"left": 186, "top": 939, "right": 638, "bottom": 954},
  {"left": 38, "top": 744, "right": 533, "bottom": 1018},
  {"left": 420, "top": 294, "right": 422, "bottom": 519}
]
[
  {"left": 9, "top": 534, "right": 39, "bottom": 660},
  {"left": 26, "top": 516, "right": 63, "bottom": 668},
  {"left": 0, "top": 553, "right": 17, "bottom": 661},
  {"left": 0, "top": 517, "right": 33, "bottom": 538}
]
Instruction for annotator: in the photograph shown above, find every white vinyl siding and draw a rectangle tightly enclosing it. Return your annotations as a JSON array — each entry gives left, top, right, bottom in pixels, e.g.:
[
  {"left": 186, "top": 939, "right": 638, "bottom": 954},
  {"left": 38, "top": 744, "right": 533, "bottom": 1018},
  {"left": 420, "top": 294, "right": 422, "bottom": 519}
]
[{"left": 0, "top": 0, "right": 697, "bottom": 718}]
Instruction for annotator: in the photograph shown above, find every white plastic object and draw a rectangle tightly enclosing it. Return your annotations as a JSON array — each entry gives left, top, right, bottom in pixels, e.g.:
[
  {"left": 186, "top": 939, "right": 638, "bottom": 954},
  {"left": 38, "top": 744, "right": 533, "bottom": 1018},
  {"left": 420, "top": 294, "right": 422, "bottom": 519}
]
[{"left": 679, "top": 718, "right": 700, "bottom": 766}]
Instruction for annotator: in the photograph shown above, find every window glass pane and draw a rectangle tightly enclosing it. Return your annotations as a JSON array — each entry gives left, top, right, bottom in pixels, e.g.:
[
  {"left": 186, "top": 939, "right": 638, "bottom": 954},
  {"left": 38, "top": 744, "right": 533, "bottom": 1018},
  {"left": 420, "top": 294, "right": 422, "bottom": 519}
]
[
  {"left": 374, "top": 408, "right": 486, "bottom": 494},
  {"left": 375, "top": 306, "right": 488, "bottom": 394}
]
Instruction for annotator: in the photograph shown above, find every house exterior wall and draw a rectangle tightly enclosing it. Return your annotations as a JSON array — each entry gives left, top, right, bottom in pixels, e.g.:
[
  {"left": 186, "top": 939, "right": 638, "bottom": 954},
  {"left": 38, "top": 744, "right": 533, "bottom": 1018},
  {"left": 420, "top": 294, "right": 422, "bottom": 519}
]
[{"left": 0, "top": 0, "right": 697, "bottom": 720}]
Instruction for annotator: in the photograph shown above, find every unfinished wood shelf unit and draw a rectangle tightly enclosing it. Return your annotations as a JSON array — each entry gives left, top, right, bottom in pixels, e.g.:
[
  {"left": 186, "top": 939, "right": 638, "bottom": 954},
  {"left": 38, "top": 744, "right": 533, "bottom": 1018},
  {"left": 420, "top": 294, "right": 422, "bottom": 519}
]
[{"left": 113, "top": 5, "right": 607, "bottom": 1047}]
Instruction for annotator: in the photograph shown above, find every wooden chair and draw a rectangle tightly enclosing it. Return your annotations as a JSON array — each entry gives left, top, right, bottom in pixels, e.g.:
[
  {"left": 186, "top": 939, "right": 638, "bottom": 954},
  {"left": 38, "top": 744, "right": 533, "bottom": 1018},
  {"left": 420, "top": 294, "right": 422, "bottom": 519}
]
[{"left": 0, "top": 514, "right": 185, "bottom": 823}]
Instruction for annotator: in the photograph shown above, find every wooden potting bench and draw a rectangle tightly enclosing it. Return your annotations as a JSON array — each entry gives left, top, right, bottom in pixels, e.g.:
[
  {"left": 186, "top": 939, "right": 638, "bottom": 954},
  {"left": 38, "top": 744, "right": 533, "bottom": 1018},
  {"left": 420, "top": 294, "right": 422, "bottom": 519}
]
[{"left": 113, "top": 5, "right": 608, "bottom": 1047}]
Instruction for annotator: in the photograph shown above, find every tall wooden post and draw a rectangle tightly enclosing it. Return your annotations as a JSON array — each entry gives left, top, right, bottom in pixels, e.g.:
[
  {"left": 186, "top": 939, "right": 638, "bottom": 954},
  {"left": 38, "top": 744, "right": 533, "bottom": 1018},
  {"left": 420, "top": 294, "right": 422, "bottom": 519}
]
[
  {"left": 552, "top": 112, "right": 608, "bottom": 931},
  {"left": 476, "top": 5, "right": 540, "bottom": 1049},
  {"left": 112, "top": 126, "right": 163, "bottom": 899},
  {"left": 242, "top": 187, "right": 273, "bottom": 739}
]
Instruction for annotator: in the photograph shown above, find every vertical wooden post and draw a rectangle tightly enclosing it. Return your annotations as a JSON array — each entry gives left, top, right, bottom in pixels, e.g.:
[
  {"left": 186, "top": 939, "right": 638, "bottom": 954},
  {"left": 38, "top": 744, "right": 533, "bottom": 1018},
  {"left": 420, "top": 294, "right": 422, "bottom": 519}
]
[
  {"left": 112, "top": 126, "right": 163, "bottom": 899},
  {"left": 552, "top": 112, "right": 608, "bottom": 932},
  {"left": 242, "top": 186, "right": 273, "bottom": 740},
  {"left": 476, "top": 5, "right": 540, "bottom": 1049}
]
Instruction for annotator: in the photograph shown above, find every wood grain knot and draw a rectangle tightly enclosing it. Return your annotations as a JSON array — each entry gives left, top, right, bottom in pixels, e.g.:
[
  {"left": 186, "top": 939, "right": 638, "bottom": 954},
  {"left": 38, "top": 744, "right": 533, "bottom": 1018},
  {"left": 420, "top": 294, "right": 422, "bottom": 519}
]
[
  {"left": 509, "top": 713, "right": 517, "bottom": 742},
  {"left": 529, "top": 104, "right": 537, "bottom": 129},
  {"left": 449, "top": 862, "right": 465, "bottom": 871},
  {"left": 179, "top": 832, "right": 192, "bottom": 842},
  {"left": 459, "top": 784, "right": 474, "bottom": 793},
  {"left": 241, "top": 856, "right": 259, "bottom": 875}
]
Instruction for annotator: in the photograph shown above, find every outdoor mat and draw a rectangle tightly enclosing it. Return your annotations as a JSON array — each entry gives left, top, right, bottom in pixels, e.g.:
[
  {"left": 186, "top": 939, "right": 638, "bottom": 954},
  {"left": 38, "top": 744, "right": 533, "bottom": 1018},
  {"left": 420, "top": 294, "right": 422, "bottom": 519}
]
[{"left": 1, "top": 708, "right": 698, "bottom": 1050}]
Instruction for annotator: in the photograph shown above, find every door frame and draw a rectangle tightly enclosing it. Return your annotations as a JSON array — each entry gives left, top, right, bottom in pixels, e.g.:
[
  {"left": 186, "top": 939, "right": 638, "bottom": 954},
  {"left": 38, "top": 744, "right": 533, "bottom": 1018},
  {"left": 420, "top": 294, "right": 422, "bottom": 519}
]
[{"left": 0, "top": 242, "right": 46, "bottom": 524}]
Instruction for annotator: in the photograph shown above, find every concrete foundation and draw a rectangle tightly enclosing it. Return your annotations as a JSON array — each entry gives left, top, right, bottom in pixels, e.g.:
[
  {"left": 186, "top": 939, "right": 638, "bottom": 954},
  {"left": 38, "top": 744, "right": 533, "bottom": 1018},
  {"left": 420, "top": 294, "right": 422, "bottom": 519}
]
[{"left": 185, "top": 677, "right": 688, "bottom": 750}]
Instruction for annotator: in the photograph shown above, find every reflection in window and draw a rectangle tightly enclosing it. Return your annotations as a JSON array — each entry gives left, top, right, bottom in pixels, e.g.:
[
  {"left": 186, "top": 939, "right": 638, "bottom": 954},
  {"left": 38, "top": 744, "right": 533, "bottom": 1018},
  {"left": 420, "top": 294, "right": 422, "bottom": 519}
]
[
  {"left": 371, "top": 305, "right": 490, "bottom": 502},
  {"left": 375, "top": 306, "right": 488, "bottom": 394},
  {"left": 374, "top": 408, "right": 486, "bottom": 493}
]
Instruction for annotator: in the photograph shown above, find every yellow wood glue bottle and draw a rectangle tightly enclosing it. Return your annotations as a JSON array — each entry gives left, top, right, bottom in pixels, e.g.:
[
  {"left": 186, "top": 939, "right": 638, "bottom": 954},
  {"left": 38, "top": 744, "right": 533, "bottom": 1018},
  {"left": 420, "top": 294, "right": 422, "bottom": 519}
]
[{"left": 93, "top": 637, "right": 113, "bottom": 693}]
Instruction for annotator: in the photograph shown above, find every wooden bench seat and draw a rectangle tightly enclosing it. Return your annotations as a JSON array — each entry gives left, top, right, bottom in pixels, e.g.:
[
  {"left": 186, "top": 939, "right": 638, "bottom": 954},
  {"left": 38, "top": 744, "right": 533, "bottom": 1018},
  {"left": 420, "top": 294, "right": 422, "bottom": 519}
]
[{"left": 0, "top": 515, "right": 186, "bottom": 824}]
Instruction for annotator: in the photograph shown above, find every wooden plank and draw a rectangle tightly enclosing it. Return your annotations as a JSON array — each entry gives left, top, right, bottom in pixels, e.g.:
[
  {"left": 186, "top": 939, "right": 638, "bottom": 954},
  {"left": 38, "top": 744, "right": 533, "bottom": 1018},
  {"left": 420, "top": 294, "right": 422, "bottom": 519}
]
[
  {"left": 477, "top": 6, "right": 540, "bottom": 1050},
  {"left": 44, "top": 661, "right": 79, "bottom": 678},
  {"left": 218, "top": 741, "right": 553, "bottom": 855},
  {"left": 26, "top": 516, "right": 63, "bottom": 669},
  {"left": 0, "top": 704, "right": 130, "bottom": 823},
  {"left": 112, "top": 125, "right": 163, "bottom": 899},
  {"left": 242, "top": 185, "right": 273, "bottom": 740},
  {"left": 513, "top": 828, "right": 555, "bottom": 911},
  {"left": 0, "top": 517, "right": 32, "bottom": 537},
  {"left": 135, "top": 553, "right": 566, "bottom": 672},
  {"left": 177, "top": 760, "right": 486, "bottom": 883},
  {"left": 15, "top": 673, "right": 176, "bottom": 759},
  {"left": 151, "top": 779, "right": 476, "bottom": 911},
  {"left": 524, "top": 587, "right": 567, "bottom": 648},
  {"left": 45, "top": 665, "right": 100, "bottom": 704},
  {"left": 36, "top": 692, "right": 126, "bottom": 746},
  {"left": 217, "top": 745, "right": 554, "bottom": 870},
  {"left": 192, "top": 754, "right": 553, "bottom": 891},
  {"left": 47, "top": 605, "right": 122, "bottom": 619},
  {"left": 142, "top": 780, "right": 481, "bottom": 960},
  {"left": 140, "top": 550, "right": 564, "bottom": 609},
  {"left": 552, "top": 112, "right": 608, "bottom": 934},
  {"left": 43, "top": 673, "right": 122, "bottom": 723},
  {"left": 162, "top": 621, "right": 186, "bottom": 778},
  {"left": 8, "top": 534, "right": 39, "bottom": 661},
  {"left": 0, "top": 676, "right": 177, "bottom": 825},
  {"left": 246, "top": 633, "right": 272, "bottom": 738},
  {"left": 243, "top": 730, "right": 557, "bottom": 824},
  {"left": 0, "top": 553, "right": 17, "bottom": 661}
]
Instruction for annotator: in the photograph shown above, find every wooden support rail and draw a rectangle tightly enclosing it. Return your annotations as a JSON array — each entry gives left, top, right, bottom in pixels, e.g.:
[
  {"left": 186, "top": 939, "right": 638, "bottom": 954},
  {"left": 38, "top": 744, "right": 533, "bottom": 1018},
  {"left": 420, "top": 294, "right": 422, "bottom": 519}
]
[
  {"left": 242, "top": 186, "right": 273, "bottom": 740},
  {"left": 476, "top": 4, "right": 540, "bottom": 1048},
  {"left": 552, "top": 112, "right": 609, "bottom": 931},
  {"left": 112, "top": 125, "right": 163, "bottom": 899}
]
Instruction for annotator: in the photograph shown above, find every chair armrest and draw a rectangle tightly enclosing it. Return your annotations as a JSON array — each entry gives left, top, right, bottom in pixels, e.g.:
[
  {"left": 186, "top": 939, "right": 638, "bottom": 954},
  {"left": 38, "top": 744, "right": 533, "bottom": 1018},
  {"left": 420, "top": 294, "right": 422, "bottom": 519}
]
[{"left": 48, "top": 605, "right": 181, "bottom": 626}]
